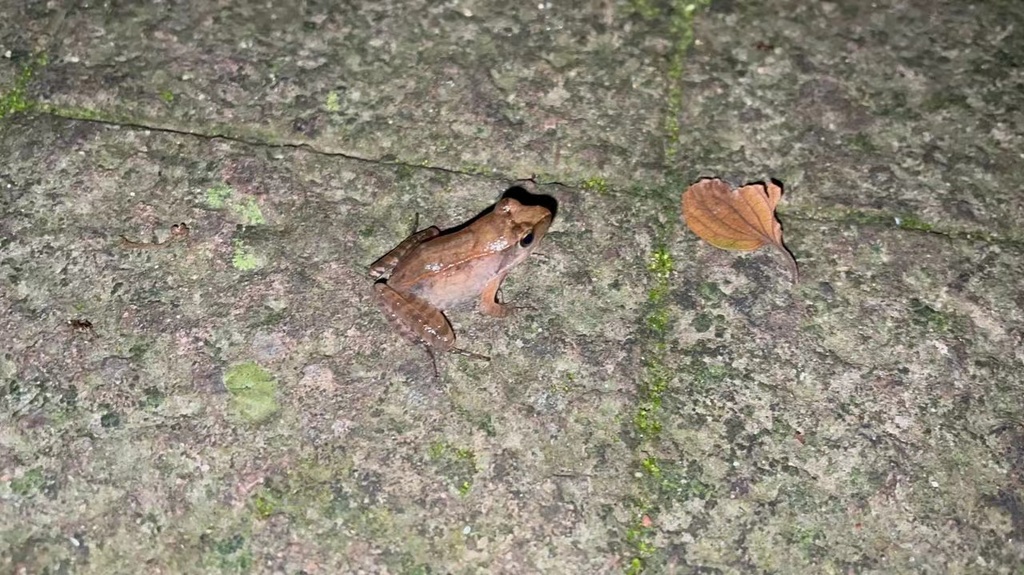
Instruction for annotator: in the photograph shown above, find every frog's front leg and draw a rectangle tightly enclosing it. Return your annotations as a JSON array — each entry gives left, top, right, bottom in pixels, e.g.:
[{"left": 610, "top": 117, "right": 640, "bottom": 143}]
[
  {"left": 374, "top": 282, "right": 455, "bottom": 374},
  {"left": 368, "top": 226, "right": 441, "bottom": 279},
  {"left": 479, "top": 272, "right": 515, "bottom": 317}
]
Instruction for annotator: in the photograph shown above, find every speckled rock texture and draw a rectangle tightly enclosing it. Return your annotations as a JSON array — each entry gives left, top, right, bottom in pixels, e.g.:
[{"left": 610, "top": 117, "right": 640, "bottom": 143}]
[{"left": 2, "top": 0, "right": 1022, "bottom": 573}]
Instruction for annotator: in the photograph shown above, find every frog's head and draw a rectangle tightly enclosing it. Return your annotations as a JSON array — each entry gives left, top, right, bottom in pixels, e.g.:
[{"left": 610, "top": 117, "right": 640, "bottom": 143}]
[{"left": 491, "top": 197, "right": 551, "bottom": 266}]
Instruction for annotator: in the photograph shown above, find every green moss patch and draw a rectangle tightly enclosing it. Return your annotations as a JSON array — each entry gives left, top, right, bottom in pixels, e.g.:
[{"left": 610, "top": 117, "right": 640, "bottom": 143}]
[
  {"left": 224, "top": 362, "right": 279, "bottom": 424},
  {"left": 427, "top": 441, "right": 478, "bottom": 497}
]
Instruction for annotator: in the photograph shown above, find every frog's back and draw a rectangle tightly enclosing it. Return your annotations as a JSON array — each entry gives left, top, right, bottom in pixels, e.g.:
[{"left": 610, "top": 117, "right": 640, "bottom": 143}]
[{"left": 393, "top": 245, "right": 506, "bottom": 310}]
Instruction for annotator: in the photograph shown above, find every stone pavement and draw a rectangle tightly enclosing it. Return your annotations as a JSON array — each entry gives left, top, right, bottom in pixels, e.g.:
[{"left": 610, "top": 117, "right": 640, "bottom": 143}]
[{"left": 1, "top": 0, "right": 1022, "bottom": 573}]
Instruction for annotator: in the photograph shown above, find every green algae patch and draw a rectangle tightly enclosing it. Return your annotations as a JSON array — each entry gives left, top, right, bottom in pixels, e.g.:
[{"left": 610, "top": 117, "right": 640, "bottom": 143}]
[
  {"left": 231, "top": 239, "right": 264, "bottom": 271},
  {"left": 100, "top": 409, "right": 121, "bottom": 428},
  {"left": 202, "top": 531, "right": 254, "bottom": 572},
  {"left": 205, "top": 183, "right": 233, "bottom": 209},
  {"left": 251, "top": 485, "right": 283, "bottom": 519},
  {"left": 9, "top": 468, "right": 45, "bottom": 496},
  {"left": 142, "top": 386, "right": 165, "bottom": 409},
  {"left": 909, "top": 298, "right": 951, "bottom": 332},
  {"left": 580, "top": 176, "right": 609, "bottom": 194},
  {"left": 234, "top": 197, "right": 266, "bottom": 225},
  {"left": 205, "top": 183, "right": 266, "bottom": 225},
  {"left": 325, "top": 90, "right": 341, "bottom": 112},
  {"left": 427, "top": 442, "right": 478, "bottom": 497},
  {"left": 224, "top": 362, "right": 279, "bottom": 424}
]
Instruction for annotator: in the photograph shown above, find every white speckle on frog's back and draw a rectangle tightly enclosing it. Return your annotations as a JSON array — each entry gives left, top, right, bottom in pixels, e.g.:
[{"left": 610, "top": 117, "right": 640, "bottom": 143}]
[
  {"left": 485, "top": 238, "right": 510, "bottom": 252},
  {"left": 424, "top": 262, "right": 443, "bottom": 272}
]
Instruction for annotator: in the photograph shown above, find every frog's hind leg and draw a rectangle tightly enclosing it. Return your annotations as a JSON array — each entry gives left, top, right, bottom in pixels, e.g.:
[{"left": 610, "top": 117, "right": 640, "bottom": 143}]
[
  {"left": 374, "top": 283, "right": 455, "bottom": 371},
  {"left": 368, "top": 227, "right": 441, "bottom": 279}
]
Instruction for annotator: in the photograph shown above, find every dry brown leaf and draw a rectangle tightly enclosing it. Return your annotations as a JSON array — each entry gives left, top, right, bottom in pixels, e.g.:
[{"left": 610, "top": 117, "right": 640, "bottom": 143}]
[{"left": 681, "top": 178, "right": 799, "bottom": 283}]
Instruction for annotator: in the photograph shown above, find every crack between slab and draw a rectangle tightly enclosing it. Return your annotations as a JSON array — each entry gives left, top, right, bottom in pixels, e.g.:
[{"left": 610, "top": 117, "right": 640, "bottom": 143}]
[
  {"left": 25, "top": 111, "right": 1017, "bottom": 249},
  {"left": 39, "top": 108, "right": 519, "bottom": 183},
  {"left": 784, "top": 213, "right": 1024, "bottom": 249}
]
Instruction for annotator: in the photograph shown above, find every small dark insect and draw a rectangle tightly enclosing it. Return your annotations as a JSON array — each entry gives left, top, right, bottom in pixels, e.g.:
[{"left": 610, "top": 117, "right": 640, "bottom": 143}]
[
  {"left": 755, "top": 41, "right": 774, "bottom": 52},
  {"left": 67, "top": 318, "right": 97, "bottom": 337}
]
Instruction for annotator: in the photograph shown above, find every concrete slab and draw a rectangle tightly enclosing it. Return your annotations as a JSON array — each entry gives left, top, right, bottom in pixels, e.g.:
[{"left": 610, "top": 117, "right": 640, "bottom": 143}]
[{"left": 2, "top": 0, "right": 1022, "bottom": 573}]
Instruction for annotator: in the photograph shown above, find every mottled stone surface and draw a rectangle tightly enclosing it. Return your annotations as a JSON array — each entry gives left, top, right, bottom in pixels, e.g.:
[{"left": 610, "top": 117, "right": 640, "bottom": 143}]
[{"left": 1, "top": 0, "right": 1022, "bottom": 573}]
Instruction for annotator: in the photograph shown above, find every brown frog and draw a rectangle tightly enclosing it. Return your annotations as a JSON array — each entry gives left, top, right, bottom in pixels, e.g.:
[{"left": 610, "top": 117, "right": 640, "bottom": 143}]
[{"left": 369, "top": 197, "right": 552, "bottom": 375}]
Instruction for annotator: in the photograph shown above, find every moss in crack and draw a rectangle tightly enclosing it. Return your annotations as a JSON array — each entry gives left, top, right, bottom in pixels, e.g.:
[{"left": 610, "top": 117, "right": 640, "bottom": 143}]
[
  {"left": 629, "top": 0, "right": 711, "bottom": 160},
  {"left": 633, "top": 363, "right": 669, "bottom": 439},
  {"left": 626, "top": 456, "right": 718, "bottom": 573},
  {"left": 897, "top": 215, "right": 934, "bottom": 232},
  {"left": 0, "top": 53, "right": 46, "bottom": 120},
  {"left": 625, "top": 519, "right": 657, "bottom": 575},
  {"left": 41, "top": 104, "right": 106, "bottom": 121},
  {"left": 456, "top": 162, "right": 498, "bottom": 177},
  {"left": 625, "top": 245, "right": 676, "bottom": 573},
  {"left": 795, "top": 207, "right": 1024, "bottom": 246},
  {"left": 393, "top": 162, "right": 417, "bottom": 181},
  {"left": 640, "top": 456, "right": 662, "bottom": 479},
  {"left": 0, "top": 68, "right": 32, "bottom": 118},
  {"left": 666, "top": 1, "right": 710, "bottom": 154}
]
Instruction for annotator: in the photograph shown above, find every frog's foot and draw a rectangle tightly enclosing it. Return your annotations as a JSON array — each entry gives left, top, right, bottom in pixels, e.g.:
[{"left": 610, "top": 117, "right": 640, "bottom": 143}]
[
  {"left": 451, "top": 348, "right": 490, "bottom": 362},
  {"left": 418, "top": 347, "right": 487, "bottom": 379},
  {"left": 484, "top": 301, "right": 538, "bottom": 318},
  {"left": 479, "top": 274, "right": 524, "bottom": 317},
  {"left": 480, "top": 283, "right": 536, "bottom": 317},
  {"left": 423, "top": 344, "right": 441, "bottom": 379}
]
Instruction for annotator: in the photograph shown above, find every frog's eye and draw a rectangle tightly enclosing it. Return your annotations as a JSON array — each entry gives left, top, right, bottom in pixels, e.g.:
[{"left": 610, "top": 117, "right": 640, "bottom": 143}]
[{"left": 519, "top": 232, "right": 535, "bottom": 248}]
